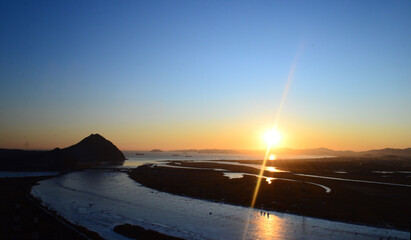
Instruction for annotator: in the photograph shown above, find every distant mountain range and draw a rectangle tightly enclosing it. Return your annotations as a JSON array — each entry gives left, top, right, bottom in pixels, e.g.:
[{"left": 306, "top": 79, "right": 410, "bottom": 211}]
[
  {"left": 0, "top": 134, "right": 125, "bottom": 171},
  {"left": 172, "top": 147, "right": 411, "bottom": 158}
]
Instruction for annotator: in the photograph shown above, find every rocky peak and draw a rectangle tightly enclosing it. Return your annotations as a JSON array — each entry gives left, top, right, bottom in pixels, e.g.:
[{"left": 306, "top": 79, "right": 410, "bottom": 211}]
[{"left": 63, "top": 133, "right": 126, "bottom": 165}]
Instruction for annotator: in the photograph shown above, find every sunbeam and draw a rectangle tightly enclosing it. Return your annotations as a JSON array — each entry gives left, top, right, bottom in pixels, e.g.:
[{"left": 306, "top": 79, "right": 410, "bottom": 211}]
[{"left": 241, "top": 46, "right": 303, "bottom": 239}]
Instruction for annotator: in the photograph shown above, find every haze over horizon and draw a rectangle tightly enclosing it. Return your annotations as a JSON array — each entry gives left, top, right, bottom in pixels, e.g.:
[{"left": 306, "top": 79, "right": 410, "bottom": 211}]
[{"left": 1, "top": 1, "right": 410, "bottom": 151}]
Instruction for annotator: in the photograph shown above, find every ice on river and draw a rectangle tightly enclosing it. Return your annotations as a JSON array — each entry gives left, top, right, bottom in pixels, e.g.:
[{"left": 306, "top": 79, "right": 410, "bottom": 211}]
[{"left": 31, "top": 172, "right": 408, "bottom": 240}]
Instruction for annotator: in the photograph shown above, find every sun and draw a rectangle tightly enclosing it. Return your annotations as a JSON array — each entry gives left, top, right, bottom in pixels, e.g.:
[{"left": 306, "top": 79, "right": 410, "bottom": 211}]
[{"left": 263, "top": 129, "right": 281, "bottom": 146}]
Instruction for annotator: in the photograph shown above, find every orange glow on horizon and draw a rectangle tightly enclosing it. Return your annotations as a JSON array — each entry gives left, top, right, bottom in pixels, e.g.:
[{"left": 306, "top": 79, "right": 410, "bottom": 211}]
[{"left": 1, "top": 117, "right": 410, "bottom": 151}]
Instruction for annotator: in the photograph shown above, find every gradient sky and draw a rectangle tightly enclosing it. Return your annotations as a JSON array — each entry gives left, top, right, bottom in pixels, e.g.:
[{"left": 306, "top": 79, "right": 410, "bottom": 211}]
[{"left": 1, "top": 0, "right": 410, "bottom": 151}]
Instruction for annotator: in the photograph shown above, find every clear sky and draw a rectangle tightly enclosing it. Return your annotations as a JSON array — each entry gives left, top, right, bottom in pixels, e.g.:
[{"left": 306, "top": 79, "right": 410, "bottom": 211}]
[{"left": 1, "top": 0, "right": 410, "bottom": 151}]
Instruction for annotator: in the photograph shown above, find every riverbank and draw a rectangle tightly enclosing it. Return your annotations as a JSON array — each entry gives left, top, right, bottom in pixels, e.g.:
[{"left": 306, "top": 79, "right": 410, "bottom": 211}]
[
  {"left": 129, "top": 158, "right": 411, "bottom": 231},
  {"left": 0, "top": 175, "right": 102, "bottom": 239},
  {"left": 32, "top": 170, "right": 409, "bottom": 239},
  {"left": 114, "top": 224, "right": 184, "bottom": 240}
]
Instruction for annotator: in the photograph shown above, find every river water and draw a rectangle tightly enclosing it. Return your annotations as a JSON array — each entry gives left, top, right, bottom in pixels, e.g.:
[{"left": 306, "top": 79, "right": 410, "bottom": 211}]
[{"left": 31, "top": 169, "right": 408, "bottom": 239}]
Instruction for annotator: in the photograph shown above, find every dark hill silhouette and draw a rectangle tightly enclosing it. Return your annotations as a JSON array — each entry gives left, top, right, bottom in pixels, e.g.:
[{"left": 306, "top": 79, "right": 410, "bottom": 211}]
[
  {"left": 0, "top": 134, "right": 125, "bottom": 171},
  {"left": 150, "top": 149, "right": 163, "bottom": 152},
  {"left": 359, "top": 148, "right": 411, "bottom": 158},
  {"left": 62, "top": 134, "right": 125, "bottom": 165}
]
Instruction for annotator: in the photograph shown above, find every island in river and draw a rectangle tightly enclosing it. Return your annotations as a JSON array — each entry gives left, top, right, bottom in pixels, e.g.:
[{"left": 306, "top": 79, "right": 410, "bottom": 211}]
[{"left": 129, "top": 157, "right": 411, "bottom": 232}]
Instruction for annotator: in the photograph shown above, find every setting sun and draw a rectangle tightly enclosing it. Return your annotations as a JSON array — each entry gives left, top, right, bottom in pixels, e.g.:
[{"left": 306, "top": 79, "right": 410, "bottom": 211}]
[
  {"left": 263, "top": 129, "right": 282, "bottom": 146},
  {"left": 0, "top": 1, "right": 410, "bottom": 240}
]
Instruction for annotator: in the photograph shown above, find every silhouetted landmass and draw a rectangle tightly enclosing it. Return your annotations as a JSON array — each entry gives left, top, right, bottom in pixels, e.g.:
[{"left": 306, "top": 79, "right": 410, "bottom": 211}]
[
  {"left": 171, "top": 147, "right": 343, "bottom": 155},
  {"left": 171, "top": 147, "right": 411, "bottom": 158},
  {"left": 172, "top": 148, "right": 251, "bottom": 154},
  {"left": 360, "top": 148, "right": 411, "bottom": 158},
  {"left": 129, "top": 157, "right": 411, "bottom": 231},
  {"left": 224, "top": 157, "right": 411, "bottom": 182},
  {"left": 63, "top": 134, "right": 125, "bottom": 165},
  {"left": 114, "top": 224, "right": 184, "bottom": 240},
  {"left": 0, "top": 134, "right": 125, "bottom": 171},
  {"left": 0, "top": 176, "right": 103, "bottom": 240},
  {"left": 150, "top": 149, "right": 163, "bottom": 152},
  {"left": 280, "top": 147, "right": 411, "bottom": 158}
]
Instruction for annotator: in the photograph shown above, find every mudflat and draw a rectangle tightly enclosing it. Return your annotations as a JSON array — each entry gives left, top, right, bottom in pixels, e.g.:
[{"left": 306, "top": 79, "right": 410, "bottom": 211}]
[{"left": 129, "top": 157, "right": 411, "bottom": 231}]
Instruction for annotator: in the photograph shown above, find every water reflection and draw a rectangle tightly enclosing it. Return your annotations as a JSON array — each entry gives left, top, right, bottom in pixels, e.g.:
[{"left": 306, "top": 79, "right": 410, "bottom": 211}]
[
  {"left": 223, "top": 172, "right": 244, "bottom": 179},
  {"left": 123, "top": 160, "right": 157, "bottom": 167},
  {"left": 265, "top": 166, "right": 285, "bottom": 172},
  {"left": 253, "top": 212, "right": 283, "bottom": 239},
  {"left": 223, "top": 172, "right": 331, "bottom": 192},
  {"left": 266, "top": 177, "right": 274, "bottom": 184},
  {"left": 33, "top": 172, "right": 409, "bottom": 240}
]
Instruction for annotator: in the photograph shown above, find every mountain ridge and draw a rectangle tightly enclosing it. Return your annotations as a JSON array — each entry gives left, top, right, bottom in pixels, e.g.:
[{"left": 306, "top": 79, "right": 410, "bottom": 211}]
[{"left": 170, "top": 147, "right": 411, "bottom": 157}]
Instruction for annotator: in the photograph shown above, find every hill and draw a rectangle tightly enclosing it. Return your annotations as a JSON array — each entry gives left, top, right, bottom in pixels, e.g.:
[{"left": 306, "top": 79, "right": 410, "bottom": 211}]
[{"left": 0, "top": 134, "right": 125, "bottom": 171}]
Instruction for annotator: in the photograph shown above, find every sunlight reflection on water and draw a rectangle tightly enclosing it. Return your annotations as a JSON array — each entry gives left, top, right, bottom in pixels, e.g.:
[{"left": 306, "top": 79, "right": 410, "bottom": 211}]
[
  {"left": 254, "top": 213, "right": 282, "bottom": 239},
  {"left": 265, "top": 166, "right": 285, "bottom": 172},
  {"left": 32, "top": 172, "right": 408, "bottom": 240}
]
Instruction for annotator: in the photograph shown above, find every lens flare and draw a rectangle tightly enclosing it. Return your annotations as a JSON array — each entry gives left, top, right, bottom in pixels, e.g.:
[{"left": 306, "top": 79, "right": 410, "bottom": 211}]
[{"left": 241, "top": 44, "right": 303, "bottom": 240}]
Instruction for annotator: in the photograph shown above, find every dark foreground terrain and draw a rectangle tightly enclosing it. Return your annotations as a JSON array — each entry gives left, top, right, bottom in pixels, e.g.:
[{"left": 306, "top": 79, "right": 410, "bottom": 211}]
[
  {"left": 0, "top": 176, "right": 103, "bottom": 240},
  {"left": 129, "top": 157, "right": 411, "bottom": 231},
  {"left": 0, "top": 176, "right": 190, "bottom": 240},
  {"left": 114, "top": 224, "right": 184, "bottom": 240}
]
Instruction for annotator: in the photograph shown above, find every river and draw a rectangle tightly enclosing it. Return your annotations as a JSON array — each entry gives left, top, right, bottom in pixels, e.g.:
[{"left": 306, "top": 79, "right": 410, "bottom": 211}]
[{"left": 31, "top": 170, "right": 408, "bottom": 240}]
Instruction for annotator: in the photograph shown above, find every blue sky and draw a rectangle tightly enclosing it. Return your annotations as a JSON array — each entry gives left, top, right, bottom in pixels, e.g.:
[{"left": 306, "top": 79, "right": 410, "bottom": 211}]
[{"left": 1, "top": 0, "right": 410, "bottom": 150}]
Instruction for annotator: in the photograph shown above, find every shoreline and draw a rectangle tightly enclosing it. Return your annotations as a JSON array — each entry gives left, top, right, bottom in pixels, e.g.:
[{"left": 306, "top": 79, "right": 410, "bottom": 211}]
[
  {"left": 0, "top": 175, "right": 101, "bottom": 239},
  {"left": 27, "top": 186, "right": 105, "bottom": 240},
  {"left": 129, "top": 159, "right": 411, "bottom": 232},
  {"left": 5, "top": 155, "right": 409, "bottom": 239},
  {"left": 114, "top": 223, "right": 185, "bottom": 240},
  {"left": 27, "top": 172, "right": 191, "bottom": 240},
  {"left": 29, "top": 169, "right": 410, "bottom": 240}
]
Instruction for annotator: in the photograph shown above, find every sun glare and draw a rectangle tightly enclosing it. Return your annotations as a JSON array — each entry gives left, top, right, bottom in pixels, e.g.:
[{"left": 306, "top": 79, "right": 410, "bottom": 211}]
[{"left": 263, "top": 129, "right": 281, "bottom": 146}]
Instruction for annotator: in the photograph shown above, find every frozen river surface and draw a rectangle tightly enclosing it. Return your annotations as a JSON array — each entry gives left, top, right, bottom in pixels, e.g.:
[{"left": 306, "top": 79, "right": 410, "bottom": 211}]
[{"left": 31, "top": 172, "right": 408, "bottom": 240}]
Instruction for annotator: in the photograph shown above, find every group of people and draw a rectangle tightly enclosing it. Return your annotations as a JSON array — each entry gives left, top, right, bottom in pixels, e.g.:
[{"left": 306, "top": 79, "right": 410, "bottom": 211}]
[{"left": 259, "top": 210, "right": 270, "bottom": 218}]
